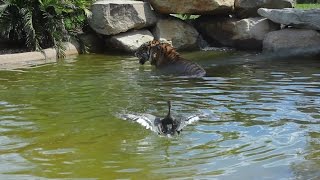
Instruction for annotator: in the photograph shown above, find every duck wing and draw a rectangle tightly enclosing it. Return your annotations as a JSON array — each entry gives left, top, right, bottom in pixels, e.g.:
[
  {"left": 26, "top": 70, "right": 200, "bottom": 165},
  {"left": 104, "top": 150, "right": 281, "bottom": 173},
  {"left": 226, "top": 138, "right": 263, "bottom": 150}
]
[
  {"left": 118, "top": 113, "right": 200, "bottom": 135},
  {"left": 118, "top": 113, "right": 162, "bottom": 133},
  {"left": 176, "top": 115, "right": 200, "bottom": 132}
]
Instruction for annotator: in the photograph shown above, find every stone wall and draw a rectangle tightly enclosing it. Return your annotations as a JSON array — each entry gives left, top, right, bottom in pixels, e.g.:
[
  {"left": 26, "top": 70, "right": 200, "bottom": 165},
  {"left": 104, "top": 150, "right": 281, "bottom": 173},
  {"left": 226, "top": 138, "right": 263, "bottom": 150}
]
[
  {"left": 0, "top": 42, "right": 80, "bottom": 70},
  {"left": 85, "top": 0, "right": 319, "bottom": 57}
]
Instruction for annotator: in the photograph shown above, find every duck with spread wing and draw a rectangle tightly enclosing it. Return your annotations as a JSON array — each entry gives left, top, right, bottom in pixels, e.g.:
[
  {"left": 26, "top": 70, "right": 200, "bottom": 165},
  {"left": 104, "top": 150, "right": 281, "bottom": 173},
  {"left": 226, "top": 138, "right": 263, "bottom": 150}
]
[{"left": 118, "top": 101, "right": 199, "bottom": 136}]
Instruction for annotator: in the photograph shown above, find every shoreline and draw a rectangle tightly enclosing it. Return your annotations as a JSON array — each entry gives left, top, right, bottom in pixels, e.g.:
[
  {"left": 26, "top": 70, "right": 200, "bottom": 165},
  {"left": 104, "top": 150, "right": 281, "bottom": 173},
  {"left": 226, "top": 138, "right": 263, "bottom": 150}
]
[{"left": 0, "top": 42, "right": 79, "bottom": 70}]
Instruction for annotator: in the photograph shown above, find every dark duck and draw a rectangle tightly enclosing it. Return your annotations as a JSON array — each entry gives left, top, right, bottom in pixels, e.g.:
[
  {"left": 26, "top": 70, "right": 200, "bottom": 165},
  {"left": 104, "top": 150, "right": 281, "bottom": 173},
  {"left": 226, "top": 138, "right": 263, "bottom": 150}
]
[
  {"left": 157, "top": 101, "right": 179, "bottom": 135},
  {"left": 118, "top": 101, "right": 199, "bottom": 136}
]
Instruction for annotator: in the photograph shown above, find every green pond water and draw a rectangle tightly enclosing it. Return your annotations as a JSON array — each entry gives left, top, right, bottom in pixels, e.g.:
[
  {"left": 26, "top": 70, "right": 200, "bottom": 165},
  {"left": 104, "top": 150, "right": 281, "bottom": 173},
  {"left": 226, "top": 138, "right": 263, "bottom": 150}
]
[{"left": 0, "top": 51, "right": 319, "bottom": 179}]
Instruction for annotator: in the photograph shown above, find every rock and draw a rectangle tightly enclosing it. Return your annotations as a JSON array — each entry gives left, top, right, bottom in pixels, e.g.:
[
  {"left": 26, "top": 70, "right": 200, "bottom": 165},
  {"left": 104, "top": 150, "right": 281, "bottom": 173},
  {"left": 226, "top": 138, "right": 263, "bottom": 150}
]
[
  {"left": 258, "top": 8, "right": 320, "bottom": 31},
  {"left": 64, "top": 42, "right": 80, "bottom": 57},
  {"left": 148, "top": 0, "right": 234, "bottom": 15},
  {"left": 78, "top": 33, "right": 105, "bottom": 53},
  {"left": 263, "top": 29, "right": 320, "bottom": 57},
  {"left": 0, "top": 42, "right": 80, "bottom": 70},
  {"left": 106, "top": 29, "right": 154, "bottom": 53},
  {"left": 196, "top": 16, "right": 279, "bottom": 50},
  {"left": 235, "top": 0, "right": 294, "bottom": 18},
  {"left": 88, "top": 0, "right": 157, "bottom": 35},
  {"left": 152, "top": 17, "right": 200, "bottom": 50}
]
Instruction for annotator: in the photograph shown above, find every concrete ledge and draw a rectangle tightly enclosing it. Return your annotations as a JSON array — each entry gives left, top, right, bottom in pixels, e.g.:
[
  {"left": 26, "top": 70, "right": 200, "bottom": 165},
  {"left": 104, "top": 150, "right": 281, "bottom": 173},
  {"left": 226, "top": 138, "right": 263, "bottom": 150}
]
[{"left": 0, "top": 42, "right": 79, "bottom": 70}]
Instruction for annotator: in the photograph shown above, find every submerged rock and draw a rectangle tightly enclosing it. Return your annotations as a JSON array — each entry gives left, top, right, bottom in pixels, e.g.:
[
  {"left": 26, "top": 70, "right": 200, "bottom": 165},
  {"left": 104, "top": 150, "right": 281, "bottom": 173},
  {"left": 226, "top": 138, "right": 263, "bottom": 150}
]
[
  {"left": 258, "top": 8, "right": 320, "bottom": 31},
  {"left": 89, "top": 0, "right": 157, "bottom": 35}
]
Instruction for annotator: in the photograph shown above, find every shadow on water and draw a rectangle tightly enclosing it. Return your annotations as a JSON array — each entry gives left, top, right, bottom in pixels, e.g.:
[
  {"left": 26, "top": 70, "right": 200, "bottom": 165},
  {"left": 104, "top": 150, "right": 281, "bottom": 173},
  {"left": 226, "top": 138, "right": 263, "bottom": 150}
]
[{"left": 0, "top": 50, "right": 319, "bottom": 179}]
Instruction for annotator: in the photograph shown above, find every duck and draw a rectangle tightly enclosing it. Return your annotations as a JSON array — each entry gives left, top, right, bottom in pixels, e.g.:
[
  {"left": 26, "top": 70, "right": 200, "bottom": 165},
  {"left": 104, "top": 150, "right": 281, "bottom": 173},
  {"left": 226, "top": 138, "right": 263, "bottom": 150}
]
[{"left": 118, "top": 101, "right": 199, "bottom": 136}]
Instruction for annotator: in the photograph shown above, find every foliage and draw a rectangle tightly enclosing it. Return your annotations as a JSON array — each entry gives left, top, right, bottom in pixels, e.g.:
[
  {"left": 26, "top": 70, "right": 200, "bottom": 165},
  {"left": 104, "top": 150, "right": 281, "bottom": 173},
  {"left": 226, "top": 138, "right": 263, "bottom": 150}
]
[
  {"left": 0, "top": 0, "right": 93, "bottom": 58},
  {"left": 296, "top": 3, "right": 320, "bottom": 9},
  {"left": 173, "top": 14, "right": 200, "bottom": 20}
]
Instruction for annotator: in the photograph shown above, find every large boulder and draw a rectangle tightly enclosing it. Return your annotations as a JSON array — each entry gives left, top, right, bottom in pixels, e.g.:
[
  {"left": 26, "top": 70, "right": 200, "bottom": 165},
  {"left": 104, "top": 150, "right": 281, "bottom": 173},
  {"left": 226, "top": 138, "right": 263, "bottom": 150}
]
[
  {"left": 152, "top": 17, "right": 200, "bottom": 50},
  {"left": 106, "top": 29, "right": 154, "bottom": 53},
  {"left": 196, "top": 16, "right": 279, "bottom": 50},
  {"left": 258, "top": 8, "right": 320, "bottom": 31},
  {"left": 235, "top": 0, "right": 294, "bottom": 18},
  {"left": 263, "top": 29, "right": 320, "bottom": 56},
  {"left": 88, "top": 0, "right": 157, "bottom": 35},
  {"left": 148, "top": 0, "right": 234, "bottom": 15}
]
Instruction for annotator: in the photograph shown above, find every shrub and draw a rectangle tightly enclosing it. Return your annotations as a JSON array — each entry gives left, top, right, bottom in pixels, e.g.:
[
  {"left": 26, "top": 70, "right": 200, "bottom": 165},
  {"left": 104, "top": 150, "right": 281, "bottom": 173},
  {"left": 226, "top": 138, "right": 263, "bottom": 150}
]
[{"left": 0, "top": 0, "right": 93, "bottom": 58}]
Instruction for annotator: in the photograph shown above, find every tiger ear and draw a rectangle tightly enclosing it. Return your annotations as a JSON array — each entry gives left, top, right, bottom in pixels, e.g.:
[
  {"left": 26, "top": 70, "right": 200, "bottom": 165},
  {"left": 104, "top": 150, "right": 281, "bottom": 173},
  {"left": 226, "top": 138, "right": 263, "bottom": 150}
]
[{"left": 151, "top": 37, "right": 161, "bottom": 45}]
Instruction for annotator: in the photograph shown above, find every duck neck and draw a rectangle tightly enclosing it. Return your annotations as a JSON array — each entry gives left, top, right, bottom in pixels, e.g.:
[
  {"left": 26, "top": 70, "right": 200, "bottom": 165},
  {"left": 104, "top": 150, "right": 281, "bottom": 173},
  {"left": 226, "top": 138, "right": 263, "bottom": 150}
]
[{"left": 167, "top": 101, "right": 171, "bottom": 118}]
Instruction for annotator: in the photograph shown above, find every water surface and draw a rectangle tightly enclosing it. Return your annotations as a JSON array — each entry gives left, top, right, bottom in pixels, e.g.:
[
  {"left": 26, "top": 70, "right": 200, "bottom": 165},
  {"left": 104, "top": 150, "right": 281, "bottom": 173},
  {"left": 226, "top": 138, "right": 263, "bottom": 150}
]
[{"left": 0, "top": 51, "right": 319, "bottom": 179}]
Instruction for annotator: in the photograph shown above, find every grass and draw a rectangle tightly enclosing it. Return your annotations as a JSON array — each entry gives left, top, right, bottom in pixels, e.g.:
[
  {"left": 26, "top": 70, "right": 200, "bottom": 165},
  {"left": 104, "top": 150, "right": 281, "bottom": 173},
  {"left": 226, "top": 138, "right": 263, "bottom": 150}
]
[
  {"left": 296, "top": 3, "right": 320, "bottom": 9},
  {"left": 171, "top": 14, "right": 200, "bottom": 20}
]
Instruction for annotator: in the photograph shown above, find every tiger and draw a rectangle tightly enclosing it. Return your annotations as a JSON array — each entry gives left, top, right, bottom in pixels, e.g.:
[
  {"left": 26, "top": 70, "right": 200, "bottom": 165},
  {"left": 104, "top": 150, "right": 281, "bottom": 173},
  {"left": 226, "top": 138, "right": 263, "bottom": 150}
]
[{"left": 135, "top": 40, "right": 206, "bottom": 77}]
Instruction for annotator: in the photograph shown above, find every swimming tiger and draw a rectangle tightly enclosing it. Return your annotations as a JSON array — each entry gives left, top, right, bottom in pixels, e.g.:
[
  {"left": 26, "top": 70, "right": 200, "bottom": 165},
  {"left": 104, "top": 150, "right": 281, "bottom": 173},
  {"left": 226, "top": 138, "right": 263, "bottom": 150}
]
[{"left": 135, "top": 40, "right": 206, "bottom": 77}]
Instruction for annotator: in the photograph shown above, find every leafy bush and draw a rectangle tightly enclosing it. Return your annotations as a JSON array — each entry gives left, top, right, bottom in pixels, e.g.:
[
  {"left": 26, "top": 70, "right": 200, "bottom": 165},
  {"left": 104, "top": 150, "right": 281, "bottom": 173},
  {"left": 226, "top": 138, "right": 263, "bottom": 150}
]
[{"left": 0, "top": 0, "right": 92, "bottom": 58}]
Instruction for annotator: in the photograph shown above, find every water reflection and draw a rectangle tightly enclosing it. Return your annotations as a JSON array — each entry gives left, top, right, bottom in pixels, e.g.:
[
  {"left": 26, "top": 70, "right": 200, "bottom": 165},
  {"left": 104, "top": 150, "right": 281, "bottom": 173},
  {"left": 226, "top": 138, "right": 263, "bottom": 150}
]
[{"left": 0, "top": 53, "right": 319, "bottom": 179}]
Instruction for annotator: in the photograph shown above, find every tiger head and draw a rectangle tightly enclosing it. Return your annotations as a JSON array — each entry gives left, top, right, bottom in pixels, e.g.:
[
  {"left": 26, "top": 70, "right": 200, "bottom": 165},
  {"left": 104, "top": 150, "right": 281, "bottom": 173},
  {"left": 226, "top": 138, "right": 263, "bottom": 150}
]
[{"left": 135, "top": 40, "right": 161, "bottom": 65}]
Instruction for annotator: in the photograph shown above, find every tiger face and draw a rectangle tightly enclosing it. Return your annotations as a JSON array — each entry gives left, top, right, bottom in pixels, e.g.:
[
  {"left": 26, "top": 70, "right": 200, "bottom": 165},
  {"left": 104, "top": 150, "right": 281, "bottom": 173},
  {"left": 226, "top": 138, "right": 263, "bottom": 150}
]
[{"left": 135, "top": 40, "right": 161, "bottom": 65}]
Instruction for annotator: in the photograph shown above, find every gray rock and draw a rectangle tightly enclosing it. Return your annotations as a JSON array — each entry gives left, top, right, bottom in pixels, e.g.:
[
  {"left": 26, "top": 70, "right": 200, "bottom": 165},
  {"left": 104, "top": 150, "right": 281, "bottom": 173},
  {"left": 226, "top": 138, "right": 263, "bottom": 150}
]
[
  {"left": 258, "top": 8, "right": 320, "bottom": 31},
  {"left": 235, "top": 0, "right": 294, "bottom": 18},
  {"left": 263, "top": 29, "right": 320, "bottom": 57},
  {"left": 148, "top": 0, "right": 234, "bottom": 15},
  {"left": 196, "top": 16, "right": 279, "bottom": 50},
  {"left": 78, "top": 33, "right": 105, "bottom": 53},
  {"left": 152, "top": 17, "right": 200, "bottom": 50},
  {"left": 106, "top": 29, "right": 154, "bottom": 53},
  {"left": 88, "top": 0, "right": 157, "bottom": 35}
]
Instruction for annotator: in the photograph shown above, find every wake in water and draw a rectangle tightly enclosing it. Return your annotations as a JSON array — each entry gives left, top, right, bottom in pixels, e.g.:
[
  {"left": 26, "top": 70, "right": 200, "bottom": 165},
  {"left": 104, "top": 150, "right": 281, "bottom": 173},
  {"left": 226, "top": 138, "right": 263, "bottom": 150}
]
[{"left": 117, "top": 101, "right": 200, "bottom": 136}]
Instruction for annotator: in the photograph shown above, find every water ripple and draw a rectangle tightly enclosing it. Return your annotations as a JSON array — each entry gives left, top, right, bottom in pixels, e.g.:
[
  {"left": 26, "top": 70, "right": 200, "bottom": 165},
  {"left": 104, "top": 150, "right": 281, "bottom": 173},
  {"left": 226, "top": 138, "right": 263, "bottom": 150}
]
[{"left": 0, "top": 54, "right": 319, "bottom": 179}]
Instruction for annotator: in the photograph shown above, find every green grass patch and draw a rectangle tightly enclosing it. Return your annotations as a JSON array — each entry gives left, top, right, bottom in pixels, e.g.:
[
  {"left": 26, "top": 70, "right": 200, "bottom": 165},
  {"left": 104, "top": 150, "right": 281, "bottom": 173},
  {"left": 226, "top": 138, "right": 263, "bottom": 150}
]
[
  {"left": 296, "top": 3, "right": 320, "bottom": 9},
  {"left": 171, "top": 14, "right": 200, "bottom": 20}
]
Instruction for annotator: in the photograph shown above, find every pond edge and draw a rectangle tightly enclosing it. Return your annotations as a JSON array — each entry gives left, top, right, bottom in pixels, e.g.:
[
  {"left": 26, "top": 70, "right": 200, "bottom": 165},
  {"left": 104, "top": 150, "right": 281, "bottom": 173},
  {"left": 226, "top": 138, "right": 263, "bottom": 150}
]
[{"left": 0, "top": 42, "right": 79, "bottom": 70}]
